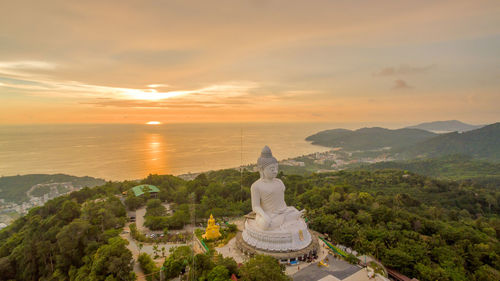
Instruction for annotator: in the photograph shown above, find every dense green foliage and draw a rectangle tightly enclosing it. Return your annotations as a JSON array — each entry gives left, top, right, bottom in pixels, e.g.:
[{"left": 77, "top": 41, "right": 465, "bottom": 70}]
[
  {"left": 144, "top": 199, "right": 168, "bottom": 230},
  {"left": 162, "top": 246, "right": 192, "bottom": 279},
  {"left": 295, "top": 171, "right": 500, "bottom": 281},
  {"left": 239, "top": 255, "right": 290, "bottom": 281},
  {"left": 306, "top": 127, "right": 436, "bottom": 150},
  {"left": 158, "top": 168, "right": 499, "bottom": 281},
  {"left": 0, "top": 182, "right": 134, "bottom": 280},
  {"left": 146, "top": 172, "right": 253, "bottom": 221},
  {"left": 161, "top": 246, "right": 286, "bottom": 281},
  {"left": 29, "top": 185, "right": 51, "bottom": 197},
  {"left": 0, "top": 174, "right": 105, "bottom": 203},
  {"left": 2, "top": 164, "right": 499, "bottom": 280},
  {"left": 138, "top": 253, "right": 158, "bottom": 281}
]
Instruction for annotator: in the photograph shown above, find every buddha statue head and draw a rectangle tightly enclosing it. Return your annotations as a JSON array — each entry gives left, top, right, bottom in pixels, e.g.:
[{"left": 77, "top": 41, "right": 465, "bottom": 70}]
[{"left": 257, "top": 146, "right": 278, "bottom": 180}]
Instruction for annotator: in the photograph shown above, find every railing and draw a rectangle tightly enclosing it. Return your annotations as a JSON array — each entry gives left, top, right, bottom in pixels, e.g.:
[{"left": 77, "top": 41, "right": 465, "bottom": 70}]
[{"left": 318, "top": 237, "right": 347, "bottom": 257}]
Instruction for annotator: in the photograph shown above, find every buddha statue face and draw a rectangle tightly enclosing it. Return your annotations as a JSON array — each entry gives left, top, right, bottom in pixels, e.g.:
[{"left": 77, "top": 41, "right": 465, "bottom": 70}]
[{"left": 262, "top": 163, "right": 278, "bottom": 180}]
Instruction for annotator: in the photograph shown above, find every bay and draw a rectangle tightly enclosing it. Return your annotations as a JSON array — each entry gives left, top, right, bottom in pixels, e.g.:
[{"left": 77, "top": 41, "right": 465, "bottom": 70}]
[{"left": 0, "top": 122, "right": 384, "bottom": 181}]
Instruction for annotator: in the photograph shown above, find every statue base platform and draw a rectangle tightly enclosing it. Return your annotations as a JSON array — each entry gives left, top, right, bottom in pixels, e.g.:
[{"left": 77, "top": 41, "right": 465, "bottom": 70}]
[
  {"left": 242, "top": 217, "right": 312, "bottom": 252},
  {"left": 236, "top": 231, "right": 319, "bottom": 262}
]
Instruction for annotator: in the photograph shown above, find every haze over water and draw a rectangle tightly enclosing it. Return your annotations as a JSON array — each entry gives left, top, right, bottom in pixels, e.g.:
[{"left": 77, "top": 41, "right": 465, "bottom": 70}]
[{"left": 0, "top": 122, "right": 392, "bottom": 181}]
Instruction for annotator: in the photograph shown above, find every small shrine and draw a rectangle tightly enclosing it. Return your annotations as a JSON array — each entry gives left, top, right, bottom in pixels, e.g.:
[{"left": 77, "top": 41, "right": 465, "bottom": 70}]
[{"left": 202, "top": 214, "right": 221, "bottom": 240}]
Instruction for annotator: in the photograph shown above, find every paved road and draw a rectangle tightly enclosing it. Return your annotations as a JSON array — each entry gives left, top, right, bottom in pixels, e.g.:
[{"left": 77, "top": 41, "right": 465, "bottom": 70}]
[{"left": 135, "top": 207, "right": 146, "bottom": 232}]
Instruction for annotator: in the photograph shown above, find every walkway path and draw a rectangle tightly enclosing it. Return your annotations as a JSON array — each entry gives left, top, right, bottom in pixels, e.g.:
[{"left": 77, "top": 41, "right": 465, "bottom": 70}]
[
  {"left": 121, "top": 223, "right": 188, "bottom": 280},
  {"left": 215, "top": 234, "right": 247, "bottom": 264},
  {"left": 135, "top": 207, "right": 146, "bottom": 232},
  {"left": 119, "top": 199, "right": 186, "bottom": 280}
]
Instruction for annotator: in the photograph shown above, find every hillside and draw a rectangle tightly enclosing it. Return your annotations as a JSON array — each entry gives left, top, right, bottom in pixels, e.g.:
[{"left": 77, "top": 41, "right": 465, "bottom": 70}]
[
  {"left": 0, "top": 169, "right": 499, "bottom": 280},
  {"left": 0, "top": 174, "right": 105, "bottom": 203},
  {"left": 400, "top": 122, "right": 500, "bottom": 161},
  {"left": 306, "top": 127, "right": 437, "bottom": 151},
  {"left": 406, "top": 120, "right": 483, "bottom": 132},
  {"left": 353, "top": 155, "right": 500, "bottom": 182}
]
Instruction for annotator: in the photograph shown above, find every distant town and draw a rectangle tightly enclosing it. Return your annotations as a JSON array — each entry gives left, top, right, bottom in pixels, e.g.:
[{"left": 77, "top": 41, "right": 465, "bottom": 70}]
[
  {"left": 0, "top": 182, "right": 82, "bottom": 229},
  {"left": 279, "top": 149, "right": 394, "bottom": 172}
]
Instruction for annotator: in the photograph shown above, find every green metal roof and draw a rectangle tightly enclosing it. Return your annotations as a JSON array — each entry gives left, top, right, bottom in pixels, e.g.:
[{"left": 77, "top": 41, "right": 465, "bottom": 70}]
[{"left": 131, "top": 184, "right": 160, "bottom": 196}]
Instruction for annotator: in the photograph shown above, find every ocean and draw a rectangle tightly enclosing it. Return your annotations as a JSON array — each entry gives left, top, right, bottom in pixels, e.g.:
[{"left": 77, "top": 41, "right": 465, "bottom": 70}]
[{"left": 0, "top": 122, "right": 389, "bottom": 181}]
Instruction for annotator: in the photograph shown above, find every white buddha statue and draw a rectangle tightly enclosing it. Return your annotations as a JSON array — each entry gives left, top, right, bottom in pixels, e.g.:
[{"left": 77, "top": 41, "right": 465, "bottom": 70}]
[
  {"left": 242, "top": 146, "right": 312, "bottom": 252},
  {"left": 252, "top": 146, "right": 304, "bottom": 230}
]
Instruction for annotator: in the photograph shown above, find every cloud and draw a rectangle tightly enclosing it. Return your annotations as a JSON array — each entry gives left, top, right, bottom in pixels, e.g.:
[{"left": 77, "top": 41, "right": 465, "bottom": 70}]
[
  {"left": 392, "top": 79, "right": 412, "bottom": 90},
  {"left": 3, "top": 78, "right": 257, "bottom": 102},
  {"left": 374, "top": 64, "right": 435, "bottom": 76},
  {"left": 0, "top": 60, "right": 57, "bottom": 78},
  {"left": 0, "top": 61, "right": 56, "bottom": 70},
  {"left": 81, "top": 96, "right": 256, "bottom": 109},
  {"left": 0, "top": 65, "right": 260, "bottom": 107},
  {"left": 147, "top": 84, "right": 169, "bottom": 88}
]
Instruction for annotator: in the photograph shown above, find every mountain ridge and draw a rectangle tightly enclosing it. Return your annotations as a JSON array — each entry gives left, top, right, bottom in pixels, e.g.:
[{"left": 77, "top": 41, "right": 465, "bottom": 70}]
[
  {"left": 306, "top": 127, "right": 437, "bottom": 150},
  {"left": 400, "top": 122, "right": 500, "bottom": 161},
  {"left": 0, "top": 173, "right": 106, "bottom": 204},
  {"left": 406, "top": 120, "right": 483, "bottom": 132}
]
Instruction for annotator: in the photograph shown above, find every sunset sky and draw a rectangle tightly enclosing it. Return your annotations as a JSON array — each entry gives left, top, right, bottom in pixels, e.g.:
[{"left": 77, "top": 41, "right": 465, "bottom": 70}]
[{"left": 0, "top": 0, "right": 499, "bottom": 124}]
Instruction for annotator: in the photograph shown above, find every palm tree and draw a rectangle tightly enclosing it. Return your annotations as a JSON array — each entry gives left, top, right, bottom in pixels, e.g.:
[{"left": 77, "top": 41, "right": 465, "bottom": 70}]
[{"left": 138, "top": 243, "right": 143, "bottom": 255}]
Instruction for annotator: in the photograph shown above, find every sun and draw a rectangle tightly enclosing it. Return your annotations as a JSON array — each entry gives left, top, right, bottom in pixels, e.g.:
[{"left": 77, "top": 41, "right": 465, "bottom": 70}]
[{"left": 146, "top": 121, "right": 161, "bottom": 125}]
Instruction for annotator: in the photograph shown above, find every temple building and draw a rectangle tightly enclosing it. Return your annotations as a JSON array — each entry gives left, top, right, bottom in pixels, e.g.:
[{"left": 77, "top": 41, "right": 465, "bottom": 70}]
[{"left": 130, "top": 184, "right": 160, "bottom": 198}]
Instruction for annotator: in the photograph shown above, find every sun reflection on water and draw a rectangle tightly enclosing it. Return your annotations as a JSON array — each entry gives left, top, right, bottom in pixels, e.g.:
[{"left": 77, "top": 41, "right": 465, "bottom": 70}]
[{"left": 145, "top": 133, "right": 169, "bottom": 175}]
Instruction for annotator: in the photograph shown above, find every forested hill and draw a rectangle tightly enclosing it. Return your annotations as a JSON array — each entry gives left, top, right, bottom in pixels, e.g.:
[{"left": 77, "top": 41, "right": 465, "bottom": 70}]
[
  {"left": 406, "top": 120, "right": 483, "bottom": 132},
  {"left": 353, "top": 155, "right": 500, "bottom": 182},
  {"left": 0, "top": 174, "right": 105, "bottom": 203},
  {"left": 0, "top": 183, "right": 137, "bottom": 280},
  {"left": 400, "top": 122, "right": 500, "bottom": 161},
  {"left": 1, "top": 169, "right": 499, "bottom": 280},
  {"left": 305, "top": 127, "right": 437, "bottom": 150}
]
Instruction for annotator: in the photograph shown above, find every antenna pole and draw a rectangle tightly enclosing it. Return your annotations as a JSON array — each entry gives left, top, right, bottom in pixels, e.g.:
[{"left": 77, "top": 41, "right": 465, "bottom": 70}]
[
  {"left": 240, "top": 128, "right": 243, "bottom": 202},
  {"left": 189, "top": 192, "right": 196, "bottom": 280}
]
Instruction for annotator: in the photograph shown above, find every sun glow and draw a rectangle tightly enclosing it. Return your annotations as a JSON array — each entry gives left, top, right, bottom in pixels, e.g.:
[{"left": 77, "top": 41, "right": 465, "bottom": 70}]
[{"left": 146, "top": 121, "right": 161, "bottom": 125}]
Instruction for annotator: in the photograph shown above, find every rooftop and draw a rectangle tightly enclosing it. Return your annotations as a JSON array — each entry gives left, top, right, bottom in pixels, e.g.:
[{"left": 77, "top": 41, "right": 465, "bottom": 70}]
[{"left": 131, "top": 184, "right": 160, "bottom": 197}]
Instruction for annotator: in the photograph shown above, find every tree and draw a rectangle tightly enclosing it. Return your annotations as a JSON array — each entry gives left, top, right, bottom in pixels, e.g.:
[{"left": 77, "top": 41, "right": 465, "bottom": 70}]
[
  {"left": 190, "top": 253, "right": 215, "bottom": 279},
  {"left": 124, "top": 193, "right": 144, "bottom": 210},
  {"left": 88, "top": 237, "right": 135, "bottom": 281},
  {"left": 207, "top": 265, "right": 230, "bottom": 281},
  {"left": 474, "top": 265, "right": 500, "bottom": 281},
  {"left": 214, "top": 255, "right": 238, "bottom": 277},
  {"left": 153, "top": 244, "right": 159, "bottom": 259},
  {"left": 239, "top": 255, "right": 290, "bottom": 281},
  {"left": 56, "top": 218, "right": 92, "bottom": 272},
  {"left": 57, "top": 200, "right": 81, "bottom": 222},
  {"left": 162, "top": 246, "right": 193, "bottom": 279},
  {"left": 138, "top": 252, "right": 158, "bottom": 279},
  {"left": 0, "top": 257, "right": 15, "bottom": 280}
]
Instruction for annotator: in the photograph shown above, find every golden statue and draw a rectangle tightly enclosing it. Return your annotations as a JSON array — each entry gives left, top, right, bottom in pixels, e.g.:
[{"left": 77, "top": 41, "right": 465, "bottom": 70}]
[{"left": 202, "top": 214, "right": 221, "bottom": 240}]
